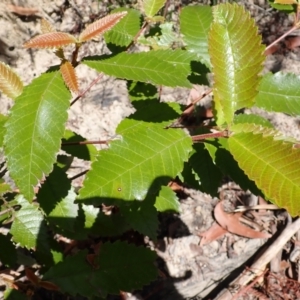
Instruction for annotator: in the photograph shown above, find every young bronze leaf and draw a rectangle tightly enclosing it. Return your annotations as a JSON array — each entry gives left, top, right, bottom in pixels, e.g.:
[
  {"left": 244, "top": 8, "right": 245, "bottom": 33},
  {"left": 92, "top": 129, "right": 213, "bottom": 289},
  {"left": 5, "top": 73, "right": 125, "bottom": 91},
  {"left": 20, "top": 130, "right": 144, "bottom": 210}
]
[
  {"left": 0, "top": 62, "right": 23, "bottom": 99},
  {"left": 60, "top": 60, "right": 79, "bottom": 94},
  {"left": 79, "top": 11, "right": 128, "bottom": 43},
  {"left": 24, "top": 32, "right": 77, "bottom": 49},
  {"left": 40, "top": 18, "right": 55, "bottom": 34},
  {"left": 228, "top": 131, "right": 300, "bottom": 217},
  {"left": 208, "top": 3, "right": 265, "bottom": 125}
]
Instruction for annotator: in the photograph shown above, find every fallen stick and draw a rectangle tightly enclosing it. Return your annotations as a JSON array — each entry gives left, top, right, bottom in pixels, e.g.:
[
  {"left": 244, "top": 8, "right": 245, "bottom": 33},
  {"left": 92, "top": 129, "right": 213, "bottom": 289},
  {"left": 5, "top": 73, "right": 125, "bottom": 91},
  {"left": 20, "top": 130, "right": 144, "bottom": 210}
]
[{"left": 216, "top": 217, "right": 300, "bottom": 300}]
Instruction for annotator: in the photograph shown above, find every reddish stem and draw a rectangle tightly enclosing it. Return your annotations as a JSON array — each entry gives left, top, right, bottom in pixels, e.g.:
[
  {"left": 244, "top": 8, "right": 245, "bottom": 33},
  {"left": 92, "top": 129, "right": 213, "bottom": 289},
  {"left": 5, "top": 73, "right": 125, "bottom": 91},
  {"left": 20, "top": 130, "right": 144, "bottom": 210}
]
[{"left": 192, "top": 130, "right": 229, "bottom": 142}]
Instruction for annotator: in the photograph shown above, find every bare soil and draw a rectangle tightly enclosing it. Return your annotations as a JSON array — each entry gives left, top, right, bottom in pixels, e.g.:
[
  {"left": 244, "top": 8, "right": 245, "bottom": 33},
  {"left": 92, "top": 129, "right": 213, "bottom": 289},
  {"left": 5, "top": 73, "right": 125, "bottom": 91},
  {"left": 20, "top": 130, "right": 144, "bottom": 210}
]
[{"left": 1, "top": 1, "right": 300, "bottom": 299}]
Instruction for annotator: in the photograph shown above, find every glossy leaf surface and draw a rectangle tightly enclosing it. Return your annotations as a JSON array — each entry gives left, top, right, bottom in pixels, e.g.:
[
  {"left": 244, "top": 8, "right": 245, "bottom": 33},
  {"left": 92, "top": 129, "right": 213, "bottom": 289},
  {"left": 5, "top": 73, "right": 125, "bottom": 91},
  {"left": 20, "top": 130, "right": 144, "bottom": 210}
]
[
  {"left": 83, "top": 50, "right": 192, "bottom": 88},
  {"left": 255, "top": 72, "right": 300, "bottom": 116},
  {"left": 4, "top": 70, "right": 70, "bottom": 201},
  {"left": 228, "top": 130, "right": 300, "bottom": 216},
  {"left": 209, "top": 3, "right": 265, "bottom": 125},
  {"left": 180, "top": 5, "right": 212, "bottom": 67}
]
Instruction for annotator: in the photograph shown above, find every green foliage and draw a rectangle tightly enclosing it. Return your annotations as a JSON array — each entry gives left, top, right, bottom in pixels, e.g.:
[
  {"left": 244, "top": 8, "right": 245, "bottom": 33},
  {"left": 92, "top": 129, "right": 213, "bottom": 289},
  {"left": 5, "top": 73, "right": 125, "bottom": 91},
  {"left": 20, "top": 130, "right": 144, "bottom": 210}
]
[
  {"left": 255, "top": 72, "right": 300, "bottom": 116},
  {"left": 43, "top": 242, "right": 157, "bottom": 297},
  {"left": 228, "top": 128, "right": 300, "bottom": 216},
  {"left": 1, "top": 1, "right": 300, "bottom": 298},
  {"left": 180, "top": 5, "right": 213, "bottom": 67},
  {"left": 83, "top": 50, "right": 193, "bottom": 87},
  {"left": 209, "top": 3, "right": 265, "bottom": 125},
  {"left": 4, "top": 70, "right": 70, "bottom": 201}
]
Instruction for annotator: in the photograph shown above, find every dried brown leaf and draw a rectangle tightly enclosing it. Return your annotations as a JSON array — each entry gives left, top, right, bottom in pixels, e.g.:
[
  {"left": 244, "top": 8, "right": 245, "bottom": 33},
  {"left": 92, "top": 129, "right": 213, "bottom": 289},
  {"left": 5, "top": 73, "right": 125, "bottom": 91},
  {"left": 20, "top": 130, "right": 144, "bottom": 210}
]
[
  {"left": 25, "top": 268, "right": 40, "bottom": 286},
  {"left": 60, "top": 60, "right": 79, "bottom": 94},
  {"left": 7, "top": 4, "right": 39, "bottom": 16},
  {"left": 198, "top": 222, "right": 227, "bottom": 246},
  {"left": 214, "top": 201, "right": 271, "bottom": 239},
  {"left": 24, "top": 32, "right": 77, "bottom": 49},
  {"left": 40, "top": 19, "right": 55, "bottom": 34},
  {"left": 79, "top": 11, "right": 128, "bottom": 42},
  {"left": 0, "top": 61, "right": 23, "bottom": 99},
  {"left": 39, "top": 280, "right": 60, "bottom": 291}
]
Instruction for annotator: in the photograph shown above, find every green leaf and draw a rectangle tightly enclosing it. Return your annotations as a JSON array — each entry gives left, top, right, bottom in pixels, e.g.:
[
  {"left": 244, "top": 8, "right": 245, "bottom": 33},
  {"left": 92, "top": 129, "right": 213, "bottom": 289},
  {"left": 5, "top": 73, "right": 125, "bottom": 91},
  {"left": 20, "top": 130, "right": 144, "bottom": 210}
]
[
  {"left": 10, "top": 195, "right": 49, "bottom": 249},
  {"left": 77, "top": 102, "right": 192, "bottom": 204},
  {"left": 268, "top": 0, "right": 295, "bottom": 11},
  {"left": 4, "top": 288, "right": 27, "bottom": 300},
  {"left": 62, "top": 129, "right": 98, "bottom": 161},
  {"left": 189, "top": 143, "right": 223, "bottom": 196},
  {"left": 233, "top": 114, "right": 273, "bottom": 128},
  {"left": 228, "top": 130, "right": 300, "bottom": 216},
  {"left": 142, "top": 0, "right": 166, "bottom": 17},
  {"left": 155, "top": 185, "right": 180, "bottom": 212},
  {"left": 205, "top": 138, "right": 262, "bottom": 195},
  {"left": 0, "top": 233, "right": 17, "bottom": 266},
  {"left": 180, "top": 5, "right": 212, "bottom": 67},
  {"left": 0, "top": 114, "right": 8, "bottom": 147},
  {"left": 209, "top": 3, "right": 265, "bottom": 125},
  {"left": 138, "top": 22, "right": 178, "bottom": 49},
  {"left": 38, "top": 165, "right": 78, "bottom": 231},
  {"left": 255, "top": 72, "right": 300, "bottom": 116},
  {"left": 83, "top": 204, "right": 130, "bottom": 236},
  {"left": 44, "top": 242, "right": 157, "bottom": 297},
  {"left": 121, "top": 200, "right": 158, "bottom": 239},
  {"left": 4, "top": 69, "right": 71, "bottom": 201},
  {"left": 83, "top": 51, "right": 192, "bottom": 88},
  {"left": 127, "top": 81, "right": 158, "bottom": 104},
  {"left": 104, "top": 8, "right": 142, "bottom": 47}
]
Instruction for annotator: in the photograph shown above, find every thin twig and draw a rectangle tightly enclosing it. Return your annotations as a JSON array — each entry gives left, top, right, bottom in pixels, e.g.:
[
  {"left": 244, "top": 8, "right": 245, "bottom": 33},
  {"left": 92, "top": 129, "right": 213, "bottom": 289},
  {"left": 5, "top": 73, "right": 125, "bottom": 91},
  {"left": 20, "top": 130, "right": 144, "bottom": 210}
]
[
  {"left": 62, "top": 139, "right": 111, "bottom": 146},
  {"left": 192, "top": 130, "right": 229, "bottom": 142},
  {"left": 70, "top": 73, "right": 104, "bottom": 106},
  {"left": 216, "top": 217, "right": 300, "bottom": 300},
  {"left": 69, "top": 170, "right": 88, "bottom": 181},
  {"left": 265, "top": 25, "right": 300, "bottom": 55}
]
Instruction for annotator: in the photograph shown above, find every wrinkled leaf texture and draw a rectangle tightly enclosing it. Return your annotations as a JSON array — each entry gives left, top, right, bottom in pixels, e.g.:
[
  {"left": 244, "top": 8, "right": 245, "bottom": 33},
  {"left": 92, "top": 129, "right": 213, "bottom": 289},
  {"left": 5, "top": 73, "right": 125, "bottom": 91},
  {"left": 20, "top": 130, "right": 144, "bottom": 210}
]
[
  {"left": 228, "top": 126, "right": 300, "bottom": 216},
  {"left": 209, "top": 3, "right": 265, "bottom": 125},
  {"left": 24, "top": 32, "right": 77, "bottom": 49},
  {"left": 4, "top": 69, "right": 70, "bottom": 201},
  {"left": 0, "top": 62, "right": 23, "bottom": 99},
  {"left": 79, "top": 11, "right": 127, "bottom": 42}
]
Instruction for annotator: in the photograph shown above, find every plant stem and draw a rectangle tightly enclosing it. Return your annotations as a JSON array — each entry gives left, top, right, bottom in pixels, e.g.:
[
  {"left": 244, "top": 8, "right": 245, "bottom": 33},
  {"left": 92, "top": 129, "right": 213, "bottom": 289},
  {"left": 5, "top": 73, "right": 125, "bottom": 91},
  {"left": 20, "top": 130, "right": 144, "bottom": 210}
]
[
  {"left": 192, "top": 130, "right": 229, "bottom": 142},
  {"left": 70, "top": 73, "right": 104, "bottom": 106}
]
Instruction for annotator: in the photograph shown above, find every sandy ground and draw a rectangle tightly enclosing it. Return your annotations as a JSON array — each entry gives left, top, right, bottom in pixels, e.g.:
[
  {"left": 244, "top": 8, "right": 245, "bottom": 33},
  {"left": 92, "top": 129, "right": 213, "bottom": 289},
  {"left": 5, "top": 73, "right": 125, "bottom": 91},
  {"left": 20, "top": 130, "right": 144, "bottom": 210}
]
[{"left": 1, "top": 0, "right": 300, "bottom": 299}]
